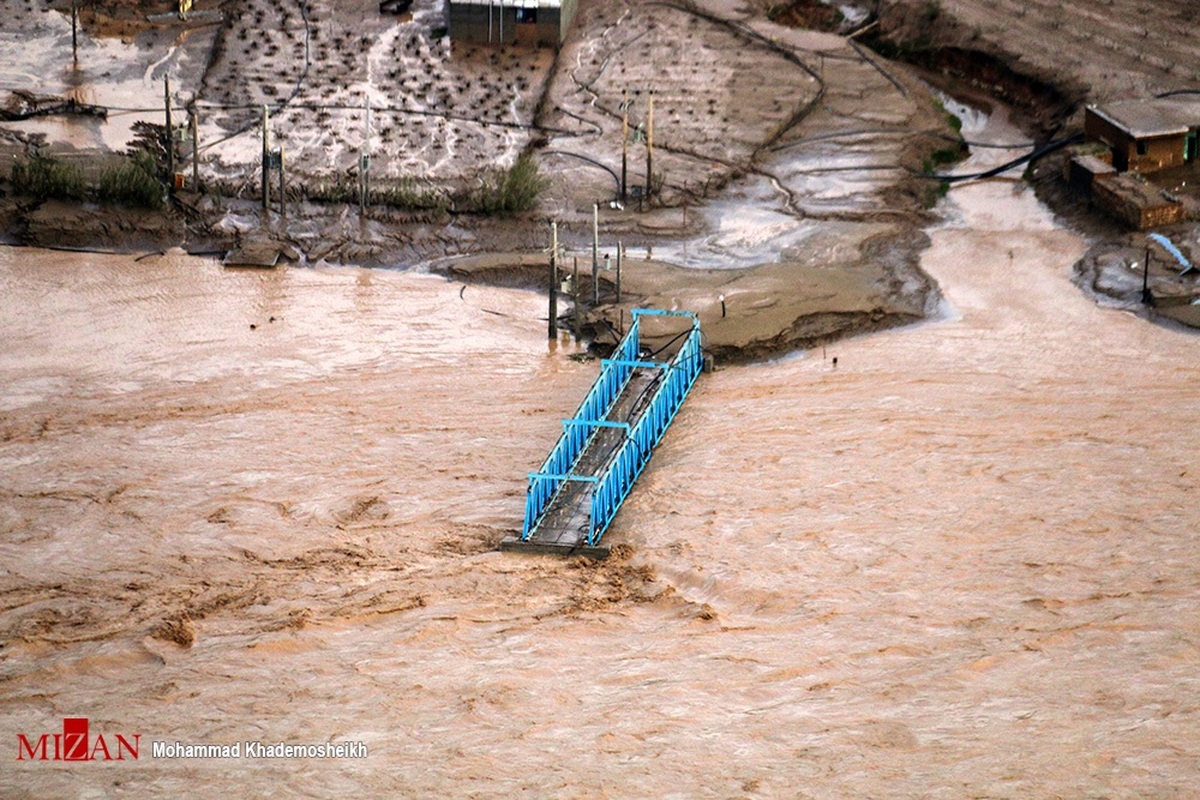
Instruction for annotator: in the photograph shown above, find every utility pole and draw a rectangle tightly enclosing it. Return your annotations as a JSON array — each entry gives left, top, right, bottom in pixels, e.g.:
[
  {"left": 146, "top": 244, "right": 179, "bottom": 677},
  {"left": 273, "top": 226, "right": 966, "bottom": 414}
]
[
  {"left": 616, "top": 240, "right": 622, "bottom": 303},
  {"left": 261, "top": 104, "right": 270, "bottom": 213},
  {"left": 592, "top": 203, "right": 599, "bottom": 306},
  {"left": 164, "top": 76, "right": 174, "bottom": 194},
  {"left": 621, "top": 88, "right": 629, "bottom": 203},
  {"left": 278, "top": 144, "right": 285, "bottom": 218},
  {"left": 648, "top": 90, "right": 655, "bottom": 195},
  {"left": 190, "top": 108, "right": 199, "bottom": 191},
  {"left": 71, "top": 0, "right": 78, "bottom": 66},
  {"left": 360, "top": 98, "right": 371, "bottom": 215},
  {"left": 572, "top": 256, "right": 581, "bottom": 340},
  {"left": 548, "top": 221, "right": 558, "bottom": 339},
  {"left": 1142, "top": 246, "right": 1153, "bottom": 305}
]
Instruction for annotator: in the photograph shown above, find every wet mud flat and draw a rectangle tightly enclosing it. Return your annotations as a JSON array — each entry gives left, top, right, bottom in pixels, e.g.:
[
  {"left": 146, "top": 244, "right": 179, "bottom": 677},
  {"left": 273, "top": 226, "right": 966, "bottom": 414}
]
[
  {"left": 1072, "top": 226, "right": 1200, "bottom": 327},
  {"left": 444, "top": 221, "right": 937, "bottom": 363}
]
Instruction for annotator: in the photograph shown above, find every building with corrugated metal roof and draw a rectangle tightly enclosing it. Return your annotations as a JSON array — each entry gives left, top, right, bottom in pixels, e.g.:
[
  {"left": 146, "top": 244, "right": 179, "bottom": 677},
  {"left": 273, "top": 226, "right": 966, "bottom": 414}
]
[
  {"left": 447, "top": 0, "right": 577, "bottom": 47},
  {"left": 1084, "top": 98, "right": 1200, "bottom": 173}
]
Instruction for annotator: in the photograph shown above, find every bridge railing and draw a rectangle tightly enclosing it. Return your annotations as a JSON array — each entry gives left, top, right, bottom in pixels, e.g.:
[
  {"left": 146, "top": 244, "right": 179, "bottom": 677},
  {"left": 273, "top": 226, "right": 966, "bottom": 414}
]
[
  {"left": 587, "top": 311, "right": 703, "bottom": 545},
  {"left": 521, "top": 316, "right": 643, "bottom": 538}
]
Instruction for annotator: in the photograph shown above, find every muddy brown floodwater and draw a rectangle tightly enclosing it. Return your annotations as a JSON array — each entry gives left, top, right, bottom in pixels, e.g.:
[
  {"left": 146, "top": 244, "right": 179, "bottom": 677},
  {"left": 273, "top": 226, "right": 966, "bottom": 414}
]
[{"left": 2, "top": 105, "right": 1199, "bottom": 797}]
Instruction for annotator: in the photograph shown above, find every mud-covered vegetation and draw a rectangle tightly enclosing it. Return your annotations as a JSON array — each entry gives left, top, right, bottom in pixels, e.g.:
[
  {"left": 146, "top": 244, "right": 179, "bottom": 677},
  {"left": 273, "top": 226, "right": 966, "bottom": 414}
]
[
  {"left": 10, "top": 154, "right": 86, "bottom": 202},
  {"left": 468, "top": 154, "right": 549, "bottom": 215},
  {"left": 96, "top": 151, "right": 165, "bottom": 210},
  {"left": 11, "top": 151, "right": 164, "bottom": 209}
]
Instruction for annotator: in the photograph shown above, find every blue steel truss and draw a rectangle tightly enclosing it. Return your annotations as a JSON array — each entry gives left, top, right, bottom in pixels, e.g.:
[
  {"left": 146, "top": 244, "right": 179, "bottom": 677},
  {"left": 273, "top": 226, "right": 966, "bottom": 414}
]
[{"left": 521, "top": 309, "right": 703, "bottom": 546}]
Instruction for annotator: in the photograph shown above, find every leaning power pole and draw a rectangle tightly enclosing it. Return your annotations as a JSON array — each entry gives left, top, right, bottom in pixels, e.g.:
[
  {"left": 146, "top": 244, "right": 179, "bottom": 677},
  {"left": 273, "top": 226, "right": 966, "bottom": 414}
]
[
  {"left": 261, "top": 104, "right": 270, "bottom": 212},
  {"left": 645, "top": 90, "right": 654, "bottom": 201},
  {"left": 164, "top": 76, "right": 174, "bottom": 192},
  {"left": 190, "top": 108, "right": 199, "bottom": 190},
  {"left": 548, "top": 221, "right": 558, "bottom": 339},
  {"left": 621, "top": 88, "right": 629, "bottom": 203}
]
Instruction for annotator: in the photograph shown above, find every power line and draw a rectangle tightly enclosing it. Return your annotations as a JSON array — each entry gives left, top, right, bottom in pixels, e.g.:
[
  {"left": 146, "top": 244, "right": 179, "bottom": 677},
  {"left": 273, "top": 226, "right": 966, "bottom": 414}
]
[{"left": 18, "top": 97, "right": 576, "bottom": 135}]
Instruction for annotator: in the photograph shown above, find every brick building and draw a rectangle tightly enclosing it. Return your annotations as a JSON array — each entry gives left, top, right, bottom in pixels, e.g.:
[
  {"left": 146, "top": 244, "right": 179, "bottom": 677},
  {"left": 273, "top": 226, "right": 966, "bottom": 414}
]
[{"left": 1084, "top": 98, "right": 1200, "bottom": 173}]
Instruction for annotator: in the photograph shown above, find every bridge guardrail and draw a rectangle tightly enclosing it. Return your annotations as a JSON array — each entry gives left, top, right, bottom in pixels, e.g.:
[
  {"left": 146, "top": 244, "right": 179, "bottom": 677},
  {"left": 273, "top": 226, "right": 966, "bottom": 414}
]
[
  {"left": 521, "top": 315, "right": 643, "bottom": 538},
  {"left": 521, "top": 309, "right": 702, "bottom": 547},
  {"left": 587, "top": 312, "right": 702, "bottom": 545}
]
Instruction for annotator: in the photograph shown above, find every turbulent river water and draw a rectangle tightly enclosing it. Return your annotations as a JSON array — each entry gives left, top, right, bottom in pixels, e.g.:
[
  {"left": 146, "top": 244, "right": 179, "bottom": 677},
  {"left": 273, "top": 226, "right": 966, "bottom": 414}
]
[{"left": 2, "top": 106, "right": 1198, "bottom": 797}]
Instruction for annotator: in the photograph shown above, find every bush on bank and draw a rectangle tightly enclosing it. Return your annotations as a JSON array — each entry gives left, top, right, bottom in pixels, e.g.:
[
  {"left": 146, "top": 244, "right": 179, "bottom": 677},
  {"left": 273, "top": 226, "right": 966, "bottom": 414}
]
[
  {"left": 469, "top": 153, "right": 549, "bottom": 215},
  {"left": 97, "top": 151, "right": 165, "bottom": 210},
  {"left": 11, "top": 155, "right": 87, "bottom": 202},
  {"left": 8, "top": 150, "right": 550, "bottom": 216},
  {"left": 10, "top": 151, "right": 164, "bottom": 209}
]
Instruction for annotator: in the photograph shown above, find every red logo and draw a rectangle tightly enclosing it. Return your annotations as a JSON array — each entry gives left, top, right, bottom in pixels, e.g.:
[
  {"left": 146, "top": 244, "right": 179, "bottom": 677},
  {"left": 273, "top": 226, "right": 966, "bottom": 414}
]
[{"left": 16, "top": 718, "right": 140, "bottom": 761}]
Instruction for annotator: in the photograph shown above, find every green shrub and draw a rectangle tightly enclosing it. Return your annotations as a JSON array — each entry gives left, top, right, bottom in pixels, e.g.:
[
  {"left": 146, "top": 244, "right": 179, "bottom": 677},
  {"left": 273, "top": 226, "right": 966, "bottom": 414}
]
[
  {"left": 927, "top": 145, "right": 964, "bottom": 169},
  {"left": 97, "top": 150, "right": 164, "bottom": 209},
  {"left": 10, "top": 155, "right": 86, "bottom": 201},
  {"left": 934, "top": 99, "right": 963, "bottom": 134},
  {"left": 470, "top": 153, "right": 548, "bottom": 215},
  {"left": 128, "top": 121, "right": 171, "bottom": 181},
  {"left": 922, "top": 180, "right": 950, "bottom": 208}
]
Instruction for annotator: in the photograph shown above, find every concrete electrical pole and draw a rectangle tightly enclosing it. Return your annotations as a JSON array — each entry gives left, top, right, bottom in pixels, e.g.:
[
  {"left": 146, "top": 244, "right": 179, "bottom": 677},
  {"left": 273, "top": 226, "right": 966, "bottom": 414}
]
[
  {"left": 621, "top": 89, "right": 629, "bottom": 203},
  {"left": 548, "top": 221, "right": 558, "bottom": 339},
  {"left": 645, "top": 90, "right": 654, "bottom": 201},
  {"left": 164, "top": 76, "right": 174, "bottom": 192},
  {"left": 261, "top": 105, "right": 270, "bottom": 212}
]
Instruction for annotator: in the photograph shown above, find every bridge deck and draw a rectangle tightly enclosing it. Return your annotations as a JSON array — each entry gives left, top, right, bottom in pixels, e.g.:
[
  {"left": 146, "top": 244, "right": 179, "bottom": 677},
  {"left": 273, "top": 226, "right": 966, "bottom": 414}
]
[{"left": 501, "top": 367, "right": 661, "bottom": 556}]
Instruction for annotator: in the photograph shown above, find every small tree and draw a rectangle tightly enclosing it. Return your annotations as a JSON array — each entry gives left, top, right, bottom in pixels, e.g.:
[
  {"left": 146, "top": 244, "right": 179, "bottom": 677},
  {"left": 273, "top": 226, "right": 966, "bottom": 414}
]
[{"left": 128, "top": 120, "right": 174, "bottom": 182}]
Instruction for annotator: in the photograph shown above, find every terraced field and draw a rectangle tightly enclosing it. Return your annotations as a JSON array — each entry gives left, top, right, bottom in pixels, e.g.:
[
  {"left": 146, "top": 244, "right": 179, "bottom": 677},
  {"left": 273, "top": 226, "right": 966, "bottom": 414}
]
[
  {"left": 879, "top": 0, "right": 1200, "bottom": 108},
  {"left": 196, "top": 0, "right": 553, "bottom": 191},
  {"left": 537, "top": 0, "right": 824, "bottom": 207}
]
